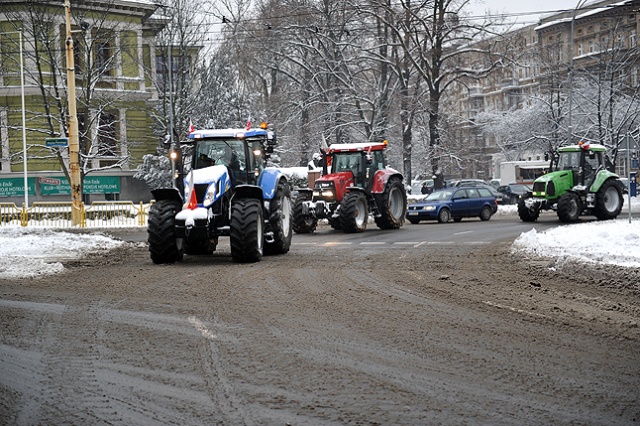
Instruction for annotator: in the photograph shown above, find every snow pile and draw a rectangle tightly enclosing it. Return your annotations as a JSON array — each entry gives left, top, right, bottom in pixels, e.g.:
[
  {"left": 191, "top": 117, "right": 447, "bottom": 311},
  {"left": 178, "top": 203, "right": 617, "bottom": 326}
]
[
  {"left": 511, "top": 219, "right": 640, "bottom": 268},
  {"left": 0, "top": 227, "right": 126, "bottom": 279}
]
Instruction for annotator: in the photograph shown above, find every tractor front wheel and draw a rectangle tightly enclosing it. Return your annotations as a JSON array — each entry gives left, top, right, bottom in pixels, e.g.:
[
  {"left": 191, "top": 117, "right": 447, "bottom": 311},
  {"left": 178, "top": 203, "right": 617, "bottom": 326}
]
[
  {"left": 292, "top": 193, "right": 317, "bottom": 234},
  {"left": 593, "top": 179, "right": 623, "bottom": 220},
  {"left": 340, "top": 191, "right": 368, "bottom": 233},
  {"left": 230, "top": 198, "right": 263, "bottom": 263},
  {"left": 147, "top": 200, "right": 183, "bottom": 264},
  {"left": 374, "top": 178, "right": 407, "bottom": 229},
  {"left": 557, "top": 192, "right": 581, "bottom": 222},
  {"left": 264, "top": 180, "right": 293, "bottom": 255},
  {"left": 518, "top": 193, "right": 540, "bottom": 222}
]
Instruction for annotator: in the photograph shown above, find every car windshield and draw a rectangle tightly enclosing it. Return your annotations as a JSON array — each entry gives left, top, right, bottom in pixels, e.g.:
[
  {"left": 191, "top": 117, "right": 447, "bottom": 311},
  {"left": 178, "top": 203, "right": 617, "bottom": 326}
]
[{"left": 425, "top": 190, "right": 453, "bottom": 201}]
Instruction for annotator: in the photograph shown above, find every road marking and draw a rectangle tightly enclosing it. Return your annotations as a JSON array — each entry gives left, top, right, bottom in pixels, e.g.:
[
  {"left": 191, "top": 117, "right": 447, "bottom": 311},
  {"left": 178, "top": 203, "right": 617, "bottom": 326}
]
[
  {"left": 188, "top": 316, "right": 217, "bottom": 340},
  {"left": 393, "top": 241, "right": 419, "bottom": 245},
  {"left": 483, "top": 301, "right": 549, "bottom": 318},
  {"left": 322, "top": 242, "right": 353, "bottom": 246},
  {"left": 454, "top": 230, "right": 473, "bottom": 235},
  {"left": 360, "top": 242, "right": 386, "bottom": 245}
]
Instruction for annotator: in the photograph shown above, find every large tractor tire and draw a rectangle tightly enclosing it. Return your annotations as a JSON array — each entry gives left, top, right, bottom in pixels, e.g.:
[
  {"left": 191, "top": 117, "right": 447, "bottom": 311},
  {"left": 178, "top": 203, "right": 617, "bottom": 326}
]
[
  {"left": 518, "top": 193, "right": 540, "bottom": 222},
  {"left": 374, "top": 177, "right": 407, "bottom": 230},
  {"left": 593, "top": 179, "right": 623, "bottom": 220},
  {"left": 557, "top": 192, "right": 581, "bottom": 222},
  {"left": 148, "top": 200, "right": 183, "bottom": 264},
  {"left": 230, "top": 198, "right": 263, "bottom": 263},
  {"left": 292, "top": 192, "right": 317, "bottom": 234},
  {"left": 264, "top": 180, "right": 293, "bottom": 255},
  {"left": 340, "top": 191, "right": 368, "bottom": 233}
]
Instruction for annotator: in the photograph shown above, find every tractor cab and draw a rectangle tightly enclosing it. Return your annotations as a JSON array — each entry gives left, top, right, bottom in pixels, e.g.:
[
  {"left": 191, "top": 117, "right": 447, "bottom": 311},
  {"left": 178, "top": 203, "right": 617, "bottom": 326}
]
[
  {"left": 325, "top": 142, "right": 387, "bottom": 190},
  {"left": 556, "top": 142, "right": 604, "bottom": 188}
]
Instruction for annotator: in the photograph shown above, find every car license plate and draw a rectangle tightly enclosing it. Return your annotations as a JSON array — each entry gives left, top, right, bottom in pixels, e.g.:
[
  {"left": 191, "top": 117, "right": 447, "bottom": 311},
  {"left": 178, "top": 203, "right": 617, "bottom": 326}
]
[{"left": 408, "top": 212, "right": 418, "bottom": 216}]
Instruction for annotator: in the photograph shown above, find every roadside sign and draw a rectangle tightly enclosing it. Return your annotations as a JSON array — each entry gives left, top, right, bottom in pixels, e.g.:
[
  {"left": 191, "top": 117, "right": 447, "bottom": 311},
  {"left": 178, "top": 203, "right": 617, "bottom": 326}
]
[
  {"left": 39, "top": 177, "right": 61, "bottom": 185},
  {"left": 45, "top": 137, "right": 69, "bottom": 147}
]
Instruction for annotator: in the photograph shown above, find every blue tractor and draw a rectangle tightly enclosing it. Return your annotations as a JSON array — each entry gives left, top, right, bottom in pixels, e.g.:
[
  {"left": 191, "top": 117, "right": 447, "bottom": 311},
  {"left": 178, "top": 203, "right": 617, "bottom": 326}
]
[{"left": 148, "top": 124, "right": 292, "bottom": 263}]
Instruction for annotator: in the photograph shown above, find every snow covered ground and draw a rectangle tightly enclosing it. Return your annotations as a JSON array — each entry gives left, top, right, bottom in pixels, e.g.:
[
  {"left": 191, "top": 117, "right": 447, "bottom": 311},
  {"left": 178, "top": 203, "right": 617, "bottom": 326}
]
[{"left": 1, "top": 196, "right": 639, "bottom": 278}]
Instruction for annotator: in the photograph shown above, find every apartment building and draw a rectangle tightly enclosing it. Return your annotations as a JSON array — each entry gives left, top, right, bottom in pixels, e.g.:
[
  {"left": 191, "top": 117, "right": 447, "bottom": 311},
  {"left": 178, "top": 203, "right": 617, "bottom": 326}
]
[
  {"left": 452, "top": 0, "right": 639, "bottom": 180},
  {"left": 0, "top": 0, "right": 172, "bottom": 202}
]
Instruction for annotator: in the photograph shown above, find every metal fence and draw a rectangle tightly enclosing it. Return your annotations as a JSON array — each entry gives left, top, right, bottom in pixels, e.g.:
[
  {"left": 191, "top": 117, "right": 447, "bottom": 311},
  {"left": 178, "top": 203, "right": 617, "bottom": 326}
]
[{"left": 0, "top": 201, "right": 151, "bottom": 228}]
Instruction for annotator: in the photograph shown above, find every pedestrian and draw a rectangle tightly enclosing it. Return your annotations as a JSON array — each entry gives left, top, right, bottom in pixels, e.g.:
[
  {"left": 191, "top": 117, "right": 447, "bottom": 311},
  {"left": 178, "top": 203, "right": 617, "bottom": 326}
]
[{"left": 421, "top": 182, "right": 429, "bottom": 195}]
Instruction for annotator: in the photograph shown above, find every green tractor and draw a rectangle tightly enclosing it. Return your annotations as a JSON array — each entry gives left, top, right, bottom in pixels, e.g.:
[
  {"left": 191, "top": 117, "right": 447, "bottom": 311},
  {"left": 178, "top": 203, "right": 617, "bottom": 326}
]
[{"left": 518, "top": 142, "right": 624, "bottom": 222}]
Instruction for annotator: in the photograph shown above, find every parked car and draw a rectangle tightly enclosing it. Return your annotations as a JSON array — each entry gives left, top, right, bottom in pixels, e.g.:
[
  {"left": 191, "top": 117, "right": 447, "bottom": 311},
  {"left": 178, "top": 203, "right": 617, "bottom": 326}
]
[
  {"left": 406, "top": 187, "right": 498, "bottom": 224},
  {"left": 449, "top": 179, "right": 504, "bottom": 204},
  {"left": 496, "top": 183, "right": 531, "bottom": 204}
]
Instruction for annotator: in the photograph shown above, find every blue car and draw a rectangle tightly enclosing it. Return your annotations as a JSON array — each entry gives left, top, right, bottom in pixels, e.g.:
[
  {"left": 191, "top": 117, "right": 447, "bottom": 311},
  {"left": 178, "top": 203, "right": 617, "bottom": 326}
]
[{"left": 406, "top": 187, "right": 498, "bottom": 224}]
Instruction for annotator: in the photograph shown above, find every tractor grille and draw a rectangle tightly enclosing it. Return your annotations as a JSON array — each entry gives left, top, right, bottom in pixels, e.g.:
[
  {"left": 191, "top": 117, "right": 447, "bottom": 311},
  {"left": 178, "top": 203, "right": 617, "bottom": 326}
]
[
  {"left": 546, "top": 181, "right": 555, "bottom": 197},
  {"left": 194, "top": 184, "right": 209, "bottom": 202}
]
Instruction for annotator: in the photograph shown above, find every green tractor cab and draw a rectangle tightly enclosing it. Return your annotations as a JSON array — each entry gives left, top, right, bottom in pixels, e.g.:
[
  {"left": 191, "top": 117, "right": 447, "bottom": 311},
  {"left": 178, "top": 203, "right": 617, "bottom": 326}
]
[{"left": 518, "top": 142, "right": 624, "bottom": 222}]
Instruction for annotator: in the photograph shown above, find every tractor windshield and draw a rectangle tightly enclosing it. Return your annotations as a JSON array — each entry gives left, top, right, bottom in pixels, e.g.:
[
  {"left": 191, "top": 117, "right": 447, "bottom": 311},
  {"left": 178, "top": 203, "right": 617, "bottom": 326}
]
[
  {"left": 557, "top": 151, "right": 581, "bottom": 171},
  {"left": 193, "top": 139, "right": 247, "bottom": 183}
]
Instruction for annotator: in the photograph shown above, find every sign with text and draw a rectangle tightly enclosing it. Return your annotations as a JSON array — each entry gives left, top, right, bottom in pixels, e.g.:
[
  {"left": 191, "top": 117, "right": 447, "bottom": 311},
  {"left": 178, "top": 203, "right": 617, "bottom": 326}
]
[
  {"left": 0, "top": 177, "right": 37, "bottom": 198},
  {"left": 45, "top": 138, "right": 69, "bottom": 147},
  {"left": 40, "top": 176, "right": 121, "bottom": 195}
]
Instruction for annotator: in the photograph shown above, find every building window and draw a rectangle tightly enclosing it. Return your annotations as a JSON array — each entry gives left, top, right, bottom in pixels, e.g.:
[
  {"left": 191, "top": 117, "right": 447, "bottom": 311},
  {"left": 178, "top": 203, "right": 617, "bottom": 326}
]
[
  {"left": 98, "top": 112, "right": 118, "bottom": 157},
  {"left": 95, "top": 41, "right": 113, "bottom": 76},
  {"left": 589, "top": 41, "right": 594, "bottom": 53},
  {"left": 155, "top": 55, "right": 191, "bottom": 91},
  {"left": 630, "top": 30, "right": 636, "bottom": 48},
  {"left": 577, "top": 43, "right": 583, "bottom": 56},
  {"left": 631, "top": 68, "right": 638, "bottom": 87}
]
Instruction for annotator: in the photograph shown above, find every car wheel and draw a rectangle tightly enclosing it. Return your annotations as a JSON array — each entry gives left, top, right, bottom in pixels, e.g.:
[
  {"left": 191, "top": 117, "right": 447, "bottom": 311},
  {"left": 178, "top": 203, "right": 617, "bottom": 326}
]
[
  {"left": 437, "top": 208, "right": 451, "bottom": 223},
  {"left": 479, "top": 205, "right": 492, "bottom": 221}
]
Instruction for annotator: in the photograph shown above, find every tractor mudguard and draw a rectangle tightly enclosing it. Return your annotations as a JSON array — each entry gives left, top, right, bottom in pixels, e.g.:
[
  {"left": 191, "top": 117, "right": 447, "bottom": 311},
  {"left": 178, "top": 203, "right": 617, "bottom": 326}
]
[
  {"left": 370, "top": 169, "right": 403, "bottom": 193},
  {"left": 151, "top": 187, "right": 183, "bottom": 204},
  {"left": 590, "top": 170, "right": 620, "bottom": 192},
  {"left": 233, "top": 184, "right": 264, "bottom": 201},
  {"left": 259, "top": 168, "right": 286, "bottom": 200}
]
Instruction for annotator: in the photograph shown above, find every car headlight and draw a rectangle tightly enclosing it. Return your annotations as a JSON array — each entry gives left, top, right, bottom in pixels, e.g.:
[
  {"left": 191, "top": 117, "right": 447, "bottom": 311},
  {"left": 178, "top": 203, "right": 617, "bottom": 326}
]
[{"left": 423, "top": 206, "right": 436, "bottom": 211}]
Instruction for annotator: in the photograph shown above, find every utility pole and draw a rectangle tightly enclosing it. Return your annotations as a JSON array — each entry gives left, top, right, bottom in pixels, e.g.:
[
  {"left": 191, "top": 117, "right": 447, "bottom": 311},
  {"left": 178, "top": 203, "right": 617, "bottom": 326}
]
[{"left": 64, "top": 0, "right": 82, "bottom": 225}]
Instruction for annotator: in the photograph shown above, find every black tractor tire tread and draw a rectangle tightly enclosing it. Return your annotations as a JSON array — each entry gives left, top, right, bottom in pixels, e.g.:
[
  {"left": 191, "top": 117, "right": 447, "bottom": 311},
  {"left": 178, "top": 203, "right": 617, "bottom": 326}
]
[
  {"left": 518, "top": 194, "right": 540, "bottom": 222},
  {"left": 557, "top": 192, "right": 581, "bottom": 222},
  {"left": 147, "top": 200, "right": 183, "bottom": 264},
  {"left": 374, "top": 178, "right": 407, "bottom": 230},
  {"left": 593, "top": 179, "right": 623, "bottom": 220},
  {"left": 264, "top": 180, "right": 293, "bottom": 255},
  {"left": 230, "top": 198, "right": 263, "bottom": 263},
  {"left": 292, "top": 193, "right": 317, "bottom": 234},
  {"left": 340, "top": 191, "right": 368, "bottom": 233}
]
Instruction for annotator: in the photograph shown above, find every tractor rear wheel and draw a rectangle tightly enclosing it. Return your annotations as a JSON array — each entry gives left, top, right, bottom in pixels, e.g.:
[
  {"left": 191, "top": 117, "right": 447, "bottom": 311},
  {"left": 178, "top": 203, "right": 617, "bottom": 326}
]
[
  {"left": 264, "top": 179, "right": 293, "bottom": 255},
  {"left": 340, "top": 191, "right": 368, "bottom": 233},
  {"left": 593, "top": 179, "right": 623, "bottom": 220},
  {"left": 230, "top": 198, "right": 263, "bottom": 263},
  {"left": 518, "top": 193, "right": 540, "bottom": 222},
  {"left": 557, "top": 192, "right": 581, "bottom": 222},
  {"left": 147, "top": 200, "right": 183, "bottom": 264},
  {"left": 374, "top": 178, "right": 407, "bottom": 229},
  {"left": 292, "top": 193, "right": 317, "bottom": 234}
]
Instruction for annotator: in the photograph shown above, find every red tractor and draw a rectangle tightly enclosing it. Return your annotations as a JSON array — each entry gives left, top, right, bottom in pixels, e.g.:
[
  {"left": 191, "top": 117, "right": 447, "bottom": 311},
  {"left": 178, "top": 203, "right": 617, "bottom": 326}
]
[{"left": 292, "top": 141, "right": 407, "bottom": 233}]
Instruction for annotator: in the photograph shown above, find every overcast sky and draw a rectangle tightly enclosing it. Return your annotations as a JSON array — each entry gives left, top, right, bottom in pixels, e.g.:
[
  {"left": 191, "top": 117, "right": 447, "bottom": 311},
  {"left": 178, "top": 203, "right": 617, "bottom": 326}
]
[{"left": 467, "top": 0, "right": 588, "bottom": 26}]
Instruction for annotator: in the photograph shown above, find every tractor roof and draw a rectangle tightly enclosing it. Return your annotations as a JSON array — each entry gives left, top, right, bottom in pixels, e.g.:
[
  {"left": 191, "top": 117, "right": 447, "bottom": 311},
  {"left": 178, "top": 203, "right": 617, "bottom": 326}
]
[
  {"left": 327, "top": 141, "right": 388, "bottom": 153},
  {"left": 188, "top": 128, "right": 273, "bottom": 140},
  {"left": 559, "top": 143, "right": 606, "bottom": 152}
]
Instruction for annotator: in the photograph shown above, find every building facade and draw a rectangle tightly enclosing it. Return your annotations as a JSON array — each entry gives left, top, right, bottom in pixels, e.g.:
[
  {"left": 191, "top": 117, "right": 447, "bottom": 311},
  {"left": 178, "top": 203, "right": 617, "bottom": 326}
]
[
  {"left": 451, "top": 0, "right": 639, "bottom": 180},
  {"left": 0, "top": 0, "right": 170, "bottom": 203}
]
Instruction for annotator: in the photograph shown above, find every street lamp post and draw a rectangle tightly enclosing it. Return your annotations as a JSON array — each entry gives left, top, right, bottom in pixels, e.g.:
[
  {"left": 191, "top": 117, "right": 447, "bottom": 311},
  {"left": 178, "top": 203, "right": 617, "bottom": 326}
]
[
  {"left": 64, "top": 0, "right": 83, "bottom": 225},
  {"left": 568, "top": 0, "right": 590, "bottom": 145}
]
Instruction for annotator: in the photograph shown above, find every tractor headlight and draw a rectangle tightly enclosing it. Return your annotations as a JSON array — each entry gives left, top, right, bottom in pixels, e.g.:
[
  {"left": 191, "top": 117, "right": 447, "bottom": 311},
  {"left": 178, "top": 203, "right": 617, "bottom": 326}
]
[
  {"left": 203, "top": 183, "right": 216, "bottom": 207},
  {"left": 321, "top": 189, "right": 335, "bottom": 200}
]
